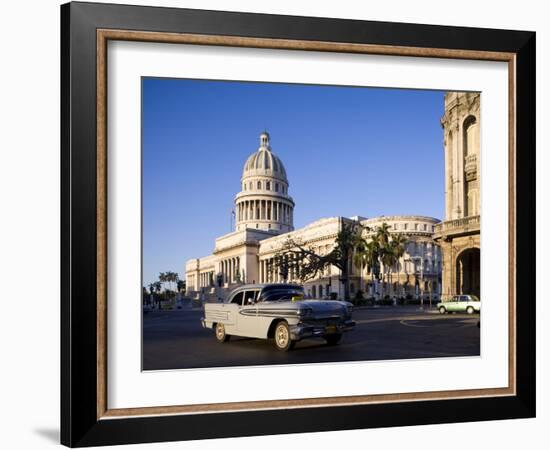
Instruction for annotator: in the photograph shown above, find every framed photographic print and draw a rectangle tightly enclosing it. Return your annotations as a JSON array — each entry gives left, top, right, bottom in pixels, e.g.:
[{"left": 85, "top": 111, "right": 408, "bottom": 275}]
[{"left": 61, "top": 1, "right": 536, "bottom": 447}]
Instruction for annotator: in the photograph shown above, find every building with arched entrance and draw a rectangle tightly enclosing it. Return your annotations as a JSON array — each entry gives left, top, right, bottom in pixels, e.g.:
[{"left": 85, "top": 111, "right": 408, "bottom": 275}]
[{"left": 433, "top": 92, "right": 481, "bottom": 298}]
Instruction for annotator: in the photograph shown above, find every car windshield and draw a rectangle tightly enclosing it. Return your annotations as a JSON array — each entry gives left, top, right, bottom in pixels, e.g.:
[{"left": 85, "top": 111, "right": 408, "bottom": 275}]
[{"left": 259, "top": 285, "right": 305, "bottom": 302}]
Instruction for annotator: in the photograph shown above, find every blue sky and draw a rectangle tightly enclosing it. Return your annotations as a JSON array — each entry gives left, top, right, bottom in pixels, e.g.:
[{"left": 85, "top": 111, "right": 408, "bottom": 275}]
[{"left": 142, "top": 78, "right": 446, "bottom": 287}]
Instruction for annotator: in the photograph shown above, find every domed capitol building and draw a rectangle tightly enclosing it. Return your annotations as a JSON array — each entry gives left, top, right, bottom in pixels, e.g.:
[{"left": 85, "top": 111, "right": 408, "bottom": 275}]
[{"left": 185, "top": 131, "right": 444, "bottom": 301}]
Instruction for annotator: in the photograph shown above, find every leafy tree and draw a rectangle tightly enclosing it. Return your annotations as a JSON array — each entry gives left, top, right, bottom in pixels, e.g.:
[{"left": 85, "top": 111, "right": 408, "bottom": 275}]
[{"left": 272, "top": 219, "right": 364, "bottom": 300}]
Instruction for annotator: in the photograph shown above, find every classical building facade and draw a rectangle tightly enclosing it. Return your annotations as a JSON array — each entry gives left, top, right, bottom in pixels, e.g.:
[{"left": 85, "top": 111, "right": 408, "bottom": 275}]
[
  {"left": 433, "top": 92, "right": 481, "bottom": 297},
  {"left": 186, "top": 132, "right": 442, "bottom": 301}
]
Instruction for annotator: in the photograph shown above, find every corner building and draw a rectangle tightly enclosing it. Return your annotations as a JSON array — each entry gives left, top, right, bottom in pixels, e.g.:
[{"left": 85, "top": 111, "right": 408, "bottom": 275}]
[{"left": 433, "top": 92, "right": 481, "bottom": 298}]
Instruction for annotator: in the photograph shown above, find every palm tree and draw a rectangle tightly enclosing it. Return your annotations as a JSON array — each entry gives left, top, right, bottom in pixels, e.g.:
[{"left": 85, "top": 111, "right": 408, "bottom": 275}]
[
  {"left": 159, "top": 271, "right": 179, "bottom": 301},
  {"left": 354, "top": 234, "right": 379, "bottom": 297},
  {"left": 376, "top": 222, "right": 391, "bottom": 246},
  {"left": 158, "top": 272, "right": 167, "bottom": 292},
  {"left": 153, "top": 281, "right": 162, "bottom": 308},
  {"left": 352, "top": 232, "right": 368, "bottom": 293},
  {"left": 375, "top": 223, "right": 392, "bottom": 297},
  {"left": 365, "top": 239, "right": 381, "bottom": 296},
  {"left": 390, "top": 233, "right": 408, "bottom": 298},
  {"left": 380, "top": 241, "right": 396, "bottom": 297}
]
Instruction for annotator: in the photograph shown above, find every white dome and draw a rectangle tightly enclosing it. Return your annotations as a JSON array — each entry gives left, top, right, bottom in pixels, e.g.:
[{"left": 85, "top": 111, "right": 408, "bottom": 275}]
[
  {"left": 235, "top": 132, "right": 294, "bottom": 234},
  {"left": 242, "top": 132, "right": 287, "bottom": 182}
]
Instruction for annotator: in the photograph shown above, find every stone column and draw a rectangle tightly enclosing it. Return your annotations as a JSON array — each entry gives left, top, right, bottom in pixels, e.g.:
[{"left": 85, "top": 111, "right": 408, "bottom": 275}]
[
  {"left": 445, "top": 133, "right": 452, "bottom": 221},
  {"left": 227, "top": 260, "right": 230, "bottom": 284},
  {"left": 261, "top": 260, "right": 265, "bottom": 283}
]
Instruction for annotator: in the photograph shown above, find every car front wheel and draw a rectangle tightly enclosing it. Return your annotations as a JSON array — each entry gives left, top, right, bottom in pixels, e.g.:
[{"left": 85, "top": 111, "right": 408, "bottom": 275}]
[
  {"left": 273, "top": 321, "right": 295, "bottom": 351},
  {"left": 439, "top": 306, "right": 447, "bottom": 314},
  {"left": 215, "top": 323, "right": 230, "bottom": 343}
]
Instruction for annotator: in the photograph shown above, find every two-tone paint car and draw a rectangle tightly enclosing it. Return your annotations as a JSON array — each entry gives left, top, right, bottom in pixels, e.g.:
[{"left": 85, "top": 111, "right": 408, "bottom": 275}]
[
  {"left": 437, "top": 294, "right": 480, "bottom": 314},
  {"left": 201, "top": 283, "right": 355, "bottom": 351}
]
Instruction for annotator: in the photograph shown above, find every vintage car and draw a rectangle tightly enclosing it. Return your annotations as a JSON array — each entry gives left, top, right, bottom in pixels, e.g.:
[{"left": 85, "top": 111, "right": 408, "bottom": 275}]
[
  {"left": 437, "top": 294, "right": 481, "bottom": 314},
  {"left": 201, "top": 283, "right": 355, "bottom": 351}
]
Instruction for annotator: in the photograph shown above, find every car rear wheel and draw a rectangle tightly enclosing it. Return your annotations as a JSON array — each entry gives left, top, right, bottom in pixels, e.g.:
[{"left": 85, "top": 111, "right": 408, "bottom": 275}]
[
  {"left": 439, "top": 306, "right": 447, "bottom": 314},
  {"left": 215, "top": 323, "right": 230, "bottom": 343},
  {"left": 273, "top": 321, "right": 295, "bottom": 351},
  {"left": 466, "top": 306, "right": 475, "bottom": 314},
  {"left": 325, "top": 333, "right": 342, "bottom": 346}
]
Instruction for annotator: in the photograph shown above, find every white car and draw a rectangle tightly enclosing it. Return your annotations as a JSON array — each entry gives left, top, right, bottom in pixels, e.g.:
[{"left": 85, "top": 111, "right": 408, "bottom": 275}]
[
  {"left": 437, "top": 294, "right": 481, "bottom": 314},
  {"left": 201, "top": 283, "right": 355, "bottom": 351}
]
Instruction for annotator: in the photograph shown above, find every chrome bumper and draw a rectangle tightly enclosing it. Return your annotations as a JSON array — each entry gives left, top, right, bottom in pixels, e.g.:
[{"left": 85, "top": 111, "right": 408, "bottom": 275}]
[{"left": 290, "top": 319, "right": 355, "bottom": 341}]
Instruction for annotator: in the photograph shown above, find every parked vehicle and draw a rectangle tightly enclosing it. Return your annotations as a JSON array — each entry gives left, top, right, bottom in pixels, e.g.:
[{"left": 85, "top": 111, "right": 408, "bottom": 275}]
[
  {"left": 201, "top": 283, "right": 355, "bottom": 351},
  {"left": 437, "top": 295, "right": 480, "bottom": 314}
]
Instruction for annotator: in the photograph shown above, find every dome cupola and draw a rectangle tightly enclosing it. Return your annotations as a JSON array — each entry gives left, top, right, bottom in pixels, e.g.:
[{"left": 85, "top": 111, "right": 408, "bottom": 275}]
[{"left": 242, "top": 131, "right": 288, "bottom": 183}]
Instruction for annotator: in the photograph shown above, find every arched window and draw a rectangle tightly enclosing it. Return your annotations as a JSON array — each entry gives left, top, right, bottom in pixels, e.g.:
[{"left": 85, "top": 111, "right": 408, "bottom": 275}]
[
  {"left": 275, "top": 183, "right": 279, "bottom": 192},
  {"left": 249, "top": 182, "right": 252, "bottom": 190},
  {"left": 319, "top": 285, "right": 323, "bottom": 297},
  {"left": 312, "top": 285, "right": 317, "bottom": 298},
  {"left": 266, "top": 181, "right": 271, "bottom": 191},
  {"left": 463, "top": 116, "right": 478, "bottom": 156},
  {"left": 463, "top": 115, "right": 479, "bottom": 217},
  {"left": 257, "top": 181, "right": 262, "bottom": 190}
]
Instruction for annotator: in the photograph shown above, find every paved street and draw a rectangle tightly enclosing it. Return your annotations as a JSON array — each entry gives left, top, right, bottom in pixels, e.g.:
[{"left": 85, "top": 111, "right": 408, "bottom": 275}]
[{"left": 142, "top": 306, "right": 480, "bottom": 371}]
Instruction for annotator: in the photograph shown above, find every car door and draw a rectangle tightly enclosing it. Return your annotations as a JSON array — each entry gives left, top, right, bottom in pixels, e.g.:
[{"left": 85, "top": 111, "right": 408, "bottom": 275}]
[
  {"left": 223, "top": 291, "right": 244, "bottom": 334},
  {"left": 236, "top": 290, "right": 261, "bottom": 338},
  {"left": 459, "top": 295, "right": 471, "bottom": 312},
  {"left": 448, "top": 295, "right": 460, "bottom": 312}
]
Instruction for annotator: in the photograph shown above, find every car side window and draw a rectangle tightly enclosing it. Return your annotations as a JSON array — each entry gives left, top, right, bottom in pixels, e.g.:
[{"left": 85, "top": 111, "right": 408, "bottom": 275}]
[
  {"left": 243, "top": 290, "right": 258, "bottom": 305},
  {"left": 453, "top": 296, "right": 459, "bottom": 302},
  {"left": 230, "top": 292, "right": 244, "bottom": 305},
  {"left": 460, "top": 296, "right": 469, "bottom": 302}
]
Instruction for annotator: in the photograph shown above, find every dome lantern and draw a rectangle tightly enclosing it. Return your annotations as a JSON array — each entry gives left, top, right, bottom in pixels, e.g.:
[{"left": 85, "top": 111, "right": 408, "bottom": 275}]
[{"left": 260, "top": 131, "right": 271, "bottom": 150}]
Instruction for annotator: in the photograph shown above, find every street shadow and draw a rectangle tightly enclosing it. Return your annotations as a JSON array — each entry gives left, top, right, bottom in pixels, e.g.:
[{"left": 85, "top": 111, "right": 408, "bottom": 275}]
[{"left": 34, "top": 428, "right": 59, "bottom": 443}]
